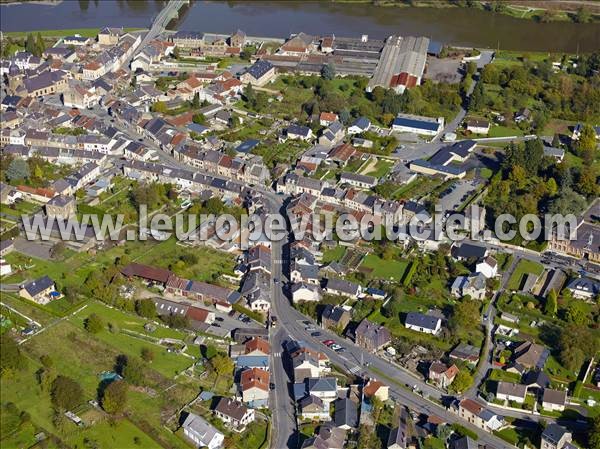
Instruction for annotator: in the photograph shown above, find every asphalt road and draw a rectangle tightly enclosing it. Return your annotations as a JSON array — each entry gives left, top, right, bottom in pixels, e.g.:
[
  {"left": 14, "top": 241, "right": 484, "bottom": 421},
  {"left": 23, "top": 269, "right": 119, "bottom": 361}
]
[{"left": 263, "top": 196, "right": 518, "bottom": 449}]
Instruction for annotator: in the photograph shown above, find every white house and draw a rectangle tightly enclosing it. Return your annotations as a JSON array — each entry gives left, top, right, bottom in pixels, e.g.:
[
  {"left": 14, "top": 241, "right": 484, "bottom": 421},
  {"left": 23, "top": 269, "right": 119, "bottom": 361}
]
[
  {"left": 542, "top": 389, "right": 567, "bottom": 412},
  {"left": 565, "top": 277, "right": 600, "bottom": 301},
  {"left": 476, "top": 256, "right": 498, "bottom": 278},
  {"left": 465, "top": 118, "right": 490, "bottom": 135},
  {"left": 291, "top": 283, "right": 321, "bottom": 303},
  {"left": 348, "top": 117, "right": 371, "bottom": 135},
  {"left": 284, "top": 124, "right": 313, "bottom": 141},
  {"left": 496, "top": 382, "right": 527, "bottom": 404},
  {"left": 213, "top": 397, "right": 255, "bottom": 431},
  {"left": 404, "top": 312, "right": 441, "bottom": 335},
  {"left": 392, "top": 113, "right": 444, "bottom": 136},
  {"left": 182, "top": 412, "right": 224, "bottom": 449}
]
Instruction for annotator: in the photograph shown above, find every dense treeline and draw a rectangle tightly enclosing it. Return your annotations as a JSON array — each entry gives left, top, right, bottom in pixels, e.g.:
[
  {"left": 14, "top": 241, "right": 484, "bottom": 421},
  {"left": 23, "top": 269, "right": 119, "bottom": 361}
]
[
  {"left": 484, "top": 135, "right": 598, "bottom": 247},
  {"left": 476, "top": 52, "right": 600, "bottom": 123}
]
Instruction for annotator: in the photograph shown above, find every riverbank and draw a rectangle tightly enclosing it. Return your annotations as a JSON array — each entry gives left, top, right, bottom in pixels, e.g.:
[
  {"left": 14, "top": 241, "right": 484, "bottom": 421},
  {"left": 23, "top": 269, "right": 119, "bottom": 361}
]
[
  {"left": 4, "top": 27, "right": 145, "bottom": 38},
  {"left": 334, "top": 0, "right": 600, "bottom": 23}
]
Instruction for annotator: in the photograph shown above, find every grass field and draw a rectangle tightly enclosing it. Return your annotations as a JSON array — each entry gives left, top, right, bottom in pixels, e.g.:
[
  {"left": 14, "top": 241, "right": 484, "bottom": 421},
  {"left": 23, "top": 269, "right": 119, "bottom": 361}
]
[
  {"left": 360, "top": 158, "right": 395, "bottom": 178},
  {"left": 507, "top": 259, "right": 544, "bottom": 291},
  {"left": 488, "top": 125, "right": 525, "bottom": 138},
  {"left": 1, "top": 323, "right": 174, "bottom": 447},
  {"left": 137, "top": 238, "right": 236, "bottom": 284},
  {"left": 360, "top": 254, "right": 409, "bottom": 281},
  {"left": 321, "top": 246, "right": 346, "bottom": 264},
  {"left": 68, "top": 302, "right": 194, "bottom": 378}
]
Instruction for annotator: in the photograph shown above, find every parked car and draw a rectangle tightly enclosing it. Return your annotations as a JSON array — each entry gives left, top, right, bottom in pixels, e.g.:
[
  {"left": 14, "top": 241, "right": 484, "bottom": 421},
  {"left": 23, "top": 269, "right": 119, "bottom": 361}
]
[
  {"left": 215, "top": 317, "right": 224, "bottom": 322},
  {"left": 322, "top": 340, "right": 335, "bottom": 346}
]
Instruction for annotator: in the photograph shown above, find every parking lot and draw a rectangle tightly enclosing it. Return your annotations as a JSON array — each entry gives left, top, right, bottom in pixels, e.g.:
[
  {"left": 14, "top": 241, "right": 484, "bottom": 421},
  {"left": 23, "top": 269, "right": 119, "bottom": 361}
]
[
  {"left": 438, "top": 179, "right": 482, "bottom": 213},
  {"left": 424, "top": 56, "right": 463, "bottom": 84}
]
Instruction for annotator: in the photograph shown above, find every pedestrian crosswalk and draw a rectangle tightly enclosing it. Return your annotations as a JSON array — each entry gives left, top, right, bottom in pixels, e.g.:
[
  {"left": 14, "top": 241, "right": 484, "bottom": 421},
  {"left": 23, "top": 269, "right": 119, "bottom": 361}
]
[
  {"left": 272, "top": 352, "right": 282, "bottom": 358},
  {"left": 348, "top": 366, "right": 361, "bottom": 374}
]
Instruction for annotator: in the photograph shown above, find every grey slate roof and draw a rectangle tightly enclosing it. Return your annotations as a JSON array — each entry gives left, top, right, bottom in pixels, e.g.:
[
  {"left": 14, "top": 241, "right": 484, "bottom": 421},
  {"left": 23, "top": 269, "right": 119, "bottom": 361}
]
[
  {"left": 405, "top": 312, "right": 440, "bottom": 331},
  {"left": 23, "top": 275, "right": 54, "bottom": 297},
  {"left": 333, "top": 398, "right": 358, "bottom": 428}
]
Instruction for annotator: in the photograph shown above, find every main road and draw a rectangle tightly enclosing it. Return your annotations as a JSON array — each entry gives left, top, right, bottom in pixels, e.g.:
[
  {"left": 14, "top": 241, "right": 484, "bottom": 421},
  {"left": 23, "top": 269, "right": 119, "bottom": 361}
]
[{"left": 263, "top": 196, "right": 518, "bottom": 449}]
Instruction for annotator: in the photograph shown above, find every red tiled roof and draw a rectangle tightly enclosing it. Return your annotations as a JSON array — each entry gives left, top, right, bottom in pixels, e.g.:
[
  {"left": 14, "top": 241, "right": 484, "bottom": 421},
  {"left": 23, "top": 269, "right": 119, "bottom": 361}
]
[
  {"left": 329, "top": 143, "right": 356, "bottom": 162},
  {"left": 245, "top": 337, "right": 271, "bottom": 355},
  {"left": 363, "top": 379, "right": 386, "bottom": 398},
  {"left": 391, "top": 72, "right": 418, "bottom": 88},
  {"left": 17, "top": 185, "right": 55, "bottom": 198},
  {"left": 460, "top": 398, "right": 483, "bottom": 415},
  {"left": 240, "top": 367, "right": 269, "bottom": 391},
  {"left": 120, "top": 263, "right": 173, "bottom": 284},
  {"left": 185, "top": 306, "right": 212, "bottom": 323},
  {"left": 319, "top": 112, "right": 338, "bottom": 122}
]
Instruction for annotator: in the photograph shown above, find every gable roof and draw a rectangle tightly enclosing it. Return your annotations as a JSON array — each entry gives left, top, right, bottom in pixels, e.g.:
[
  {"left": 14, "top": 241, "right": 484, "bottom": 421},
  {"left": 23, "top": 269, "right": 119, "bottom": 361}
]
[
  {"left": 22, "top": 275, "right": 54, "bottom": 297},
  {"left": 542, "top": 388, "right": 567, "bottom": 406},
  {"left": 245, "top": 59, "right": 274, "bottom": 80},
  {"left": 405, "top": 312, "right": 440, "bottom": 331},
  {"left": 240, "top": 367, "right": 269, "bottom": 391},
  {"left": 214, "top": 397, "right": 248, "bottom": 421},
  {"left": 333, "top": 398, "right": 358, "bottom": 428}
]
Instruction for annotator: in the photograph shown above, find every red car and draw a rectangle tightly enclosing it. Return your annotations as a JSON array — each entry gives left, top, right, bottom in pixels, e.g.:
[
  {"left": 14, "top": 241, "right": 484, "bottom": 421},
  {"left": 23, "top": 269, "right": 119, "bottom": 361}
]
[{"left": 322, "top": 340, "right": 335, "bottom": 346}]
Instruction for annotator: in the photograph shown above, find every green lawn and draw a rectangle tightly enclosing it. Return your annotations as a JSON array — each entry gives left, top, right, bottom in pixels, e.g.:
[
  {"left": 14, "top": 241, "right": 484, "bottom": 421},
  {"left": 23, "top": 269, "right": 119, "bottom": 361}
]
[
  {"left": 488, "top": 125, "right": 525, "bottom": 138},
  {"left": 360, "top": 158, "right": 395, "bottom": 178},
  {"left": 68, "top": 303, "right": 193, "bottom": 378},
  {"left": 137, "top": 238, "right": 236, "bottom": 284},
  {"left": 3, "top": 239, "right": 168, "bottom": 294},
  {"left": 360, "top": 254, "right": 409, "bottom": 281},
  {"left": 321, "top": 246, "right": 346, "bottom": 264},
  {"left": 507, "top": 259, "right": 544, "bottom": 291}
]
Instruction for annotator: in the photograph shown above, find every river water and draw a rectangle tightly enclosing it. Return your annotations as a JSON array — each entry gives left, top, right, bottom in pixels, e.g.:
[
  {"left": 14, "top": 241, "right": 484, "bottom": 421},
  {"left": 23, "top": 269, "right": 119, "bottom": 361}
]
[{"left": 1, "top": 0, "right": 599, "bottom": 53}]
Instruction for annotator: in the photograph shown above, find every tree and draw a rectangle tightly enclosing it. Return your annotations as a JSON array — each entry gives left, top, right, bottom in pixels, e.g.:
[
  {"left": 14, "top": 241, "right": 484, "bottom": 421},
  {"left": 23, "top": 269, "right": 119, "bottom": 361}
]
[
  {"left": 559, "top": 324, "right": 599, "bottom": 371},
  {"left": 173, "top": 46, "right": 180, "bottom": 59},
  {"left": 84, "top": 313, "right": 104, "bottom": 333},
  {"left": 544, "top": 290, "right": 557, "bottom": 316},
  {"left": 141, "top": 347, "right": 154, "bottom": 363},
  {"left": 36, "top": 33, "right": 45, "bottom": 56},
  {"left": 356, "top": 424, "right": 379, "bottom": 449},
  {"left": 435, "top": 423, "right": 452, "bottom": 441},
  {"left": 36, "top": 367, "right": 54, "bottom": 392},
  {"left": 551, "top": 133, "right": 561, "bottom": 148},
  {"left": 101, "top": 380, "right": 128, "bottom": 414},
  {"left": 6, "top": 158, "right": 30, "bottom": 181},
  {"left": 450, "top": 299, "right": 480, "bottom": 332},
  {"left": 320, "top": 63, "right": 336, "bottom": 80},
  {"left": 151, "top": 101, "right": 167, "bottom": 113},
  {"left": 25, "top": 33, "right": 36, "bottom": 55},
  {"left": 0, "top": 334, "right": 27, "bottom": 377},
  {"left": 575, "top": 6, "right": 591, "bottom": 23},
  {"left": 576, "top": 124, "right": 598, "bottom": 160},
  {"left": 192, "top": 113, "right": 206, "bottom": 125},
  {"left": 243, "top": 83, "right": 256, "bottom": 103},
  {"left": 122, "top": 356, "right": 145, "bottom": 386},
  {"left": 51, "top": 241, "right": 66, "bottom": 260},
  {"left": 192, "top": 92, "right": 200, "bottom": 109},
  {"left": 51, "top": 376, "right": 83, "bottom": 410},
  {"left": 466, "top": 61, "right": 477, "bottom": 76},
  {"left": 450, "top": 370, "right": 474, "bottom": 393},
  {"left": 548, "top": 188, "right": 587, "bottom": 215},
  {"left": 210, "top": 354, "right": 234, "bottom": 377},
  {"left": 576, "top": 168, "right": 599, "bottom": 197},
  {"left": 469, "top": 82, "right": 484, "bottom": 111},
  {"left": 565, "top": 301, "right": 590, "bottom": 326},
  {"left": 135, "top": 299, "right": 155, "bottom": 319},
  {"left": 590, "top": 414, "right": 600, "bottom": 449}
]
